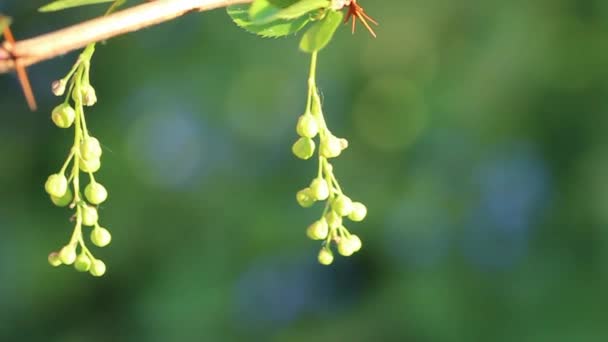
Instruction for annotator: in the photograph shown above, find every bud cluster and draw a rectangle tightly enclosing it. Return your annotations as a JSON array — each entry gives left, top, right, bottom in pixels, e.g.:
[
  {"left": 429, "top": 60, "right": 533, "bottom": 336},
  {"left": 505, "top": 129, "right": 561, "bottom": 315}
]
[
  {"left": 293, "top": 52, "right": 367, "bottom": 265},
  {"left": 45, "top": 44, "right": 111, "bottom": 276}
]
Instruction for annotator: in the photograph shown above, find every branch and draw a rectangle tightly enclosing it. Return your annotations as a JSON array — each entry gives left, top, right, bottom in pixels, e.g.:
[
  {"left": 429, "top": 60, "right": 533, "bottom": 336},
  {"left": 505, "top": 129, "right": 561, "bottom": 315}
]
[{"left": 0, "top": 0, "right": 252, "bottom": 74}]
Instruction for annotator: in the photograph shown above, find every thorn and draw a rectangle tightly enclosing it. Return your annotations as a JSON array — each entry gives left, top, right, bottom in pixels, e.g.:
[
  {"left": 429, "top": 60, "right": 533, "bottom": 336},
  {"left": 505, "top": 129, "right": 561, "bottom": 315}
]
[{"left": 3, "top": 26, "right": 37, "bottom": 111}]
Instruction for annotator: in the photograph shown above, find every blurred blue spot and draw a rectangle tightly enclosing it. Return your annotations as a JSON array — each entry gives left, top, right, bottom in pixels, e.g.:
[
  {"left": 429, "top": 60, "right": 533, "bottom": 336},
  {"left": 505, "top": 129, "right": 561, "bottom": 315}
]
[
  {"left": 463, "top": 144, "right": 550, "bottom": 270},
  {"left": 124, "top": 84, "right": 236, "bottom": 190},
  {"left": 233, "top": 256, "right": 347, "bottom": 332}
]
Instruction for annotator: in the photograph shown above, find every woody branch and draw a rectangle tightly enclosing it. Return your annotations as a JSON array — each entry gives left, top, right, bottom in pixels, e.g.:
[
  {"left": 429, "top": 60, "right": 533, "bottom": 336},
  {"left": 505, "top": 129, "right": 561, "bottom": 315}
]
[{"left": 0, "top": 0, "right": 252, "bottom": 74}]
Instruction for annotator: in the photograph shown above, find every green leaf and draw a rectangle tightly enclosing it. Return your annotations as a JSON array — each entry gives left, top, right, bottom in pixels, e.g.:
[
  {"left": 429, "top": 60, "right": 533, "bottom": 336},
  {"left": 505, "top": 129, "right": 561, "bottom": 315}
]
[
  {"left": 39, "top": 0, "right": 116, "bottom": 12},
  {"left": 249, "top": 0, "right": 280, "bottom": 23},
  {"left": 299, "top": 10, "right": 343, "bottom": 53},
  {"left": 0, "top": 15, "right": 11, "bottom": 38},
  {"left": 251, "top": 0, "right": 330, "bottom": 24},
  {"left": 227, "top": 4, "right": 310, "bottom": 38},
  {"left": 275, "top": 0, "right": 330, "bottom": 20},
  {"left": 268, "top": 0, "right": 300, "bottom": 8}
]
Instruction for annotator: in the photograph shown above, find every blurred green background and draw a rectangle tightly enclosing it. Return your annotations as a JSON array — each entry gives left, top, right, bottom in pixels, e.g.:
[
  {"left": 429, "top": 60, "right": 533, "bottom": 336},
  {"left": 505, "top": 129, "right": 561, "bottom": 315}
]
[{"left": 2, "top": 0, "right": 608, "bottom": 341}]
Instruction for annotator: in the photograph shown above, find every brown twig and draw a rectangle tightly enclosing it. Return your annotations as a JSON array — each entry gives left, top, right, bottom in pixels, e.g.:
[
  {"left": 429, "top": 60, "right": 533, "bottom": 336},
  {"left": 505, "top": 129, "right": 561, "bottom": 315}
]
[{"left": 0, "top": 0, "right": 252, "bottom": 74}]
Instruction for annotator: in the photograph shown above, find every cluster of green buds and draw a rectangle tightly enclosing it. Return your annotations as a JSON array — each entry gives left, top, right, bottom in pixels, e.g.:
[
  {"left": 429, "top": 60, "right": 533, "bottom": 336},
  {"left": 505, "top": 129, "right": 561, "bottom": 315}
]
[
  {"left": 45, "top": 43, "right": 110, "bottom": 277},
  {"left": 293, "top": 52, "right": 367, "bottom": 266}
]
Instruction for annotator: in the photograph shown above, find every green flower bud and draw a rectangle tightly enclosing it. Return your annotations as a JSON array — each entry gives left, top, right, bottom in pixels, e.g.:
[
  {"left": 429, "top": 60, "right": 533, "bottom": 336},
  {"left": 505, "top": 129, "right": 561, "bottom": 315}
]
[
  {"left": 85, "top": 182, "right": 108, "bottom": 205},
  {"left": 81, "top": 206, "right": 98, "bottom": 226},
  {"left": 339, "top": 138, "right": 349, "bottom": 150},
  {"left": 52, "top": 80, "right": 66, "bottom": 96},
  {"left": 91, "top": 227, "right": 112, "bottom": 247},
  {"left": 82, "top": 84, "right": 97, "bottom": 106},
  {"left": 45, "top": 174, "right": 68, "bottom": 198},
  {"left": 325, "top": 210, "right": 342, "bottom": 229},
  {"left": 48, "top": 252, "right": 62, "bottom": 267},
  {"left": 89, "top": 259, "right": 106, "bottom": 277},
  {"left": 349, "top": 234, "right": 362, "bottom": 253},
  {"left": 292, "top": 137, "right": 315, "bottom": 160},
  {"left": 59, "top": 245, "right": 77, "bottom": 265},
  {"left": 296, "top": 188, "right": 316, "bottom": 208},
  {"left": 320, "top": 135, "right": 342, "bottom": 158},
  {"left": 296, "top": 114, "right": 319, "bottom": 138},
  {"left": 337, "top": 238, "right": 355, "bottom": 257},
  {"left": 74, "top": 253, "right": 92, "bottom": 272},
  {"left": 348, "top": 202, "right": 367, "bottom": 222},
  {"left": 318, "top": 247, "right": 334, "bottom": 266},
  {"left": 306, "top": 219, "right": 329, "bottom": 240},
  {"left": 310, "top": 178, "right": 329, "bottom": 201},
  {"left": 50, "top": 188, "right": 73, "bottom": 207},
  {"left": 332, "top": 195, "right": 353, "bottom": 217},
  {"left": 51, "top": 104, "right": 76, "bottom": 128},
  {"left": 81, "top": 136, "right": 102, "bottom": 160},
  {"left": 80, "top": 157, "right": 101, "bottom": 173}
]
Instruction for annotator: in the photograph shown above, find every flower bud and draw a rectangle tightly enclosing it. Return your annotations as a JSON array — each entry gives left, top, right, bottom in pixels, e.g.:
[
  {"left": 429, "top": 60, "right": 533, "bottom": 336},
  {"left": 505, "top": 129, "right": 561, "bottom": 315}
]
[
  {"left": 91, "top": 227, "right": 111, "bottom": 247},
  {"left": 51, "top": 104, "right": 76, "bottom": 128},
  {"left": 74, "top": 253, "right": 91, "bottom": 272},
  {"left": 296, "top": 114, "right": 319, "bottom": 138},
  {"left": 52, "top": 80, "right": 66, "bottom": 96},
  {"left": 348, "top": 202, "right": 367, "bottom": 222},
  {"left": 325, "top": 210, "right": 342, "bottom": 229},
  {"left": 59, "top": 245, "right": 77, "bottom": 265},
  {"left": 85, "top": 182, "right": 108, "bottom": 205},
  {"left": 81, "top": 136, "right": 102, "bottom": 160},
  {"left": 337, "top": 238, "right": 355, "bottom": 256},
  {"left": 82, "top": 84, "right": 97, "bottom": 106},
  {"left": 339, "top": 138, "right": 349, "bottom": 150},
  {"left": 310, "top": 178, "right": 329, "bottom": 201},
  {"left": 306, "top": 219, "right": 329, "bottom": 240},
  {"left": 332, "top": 195, "right": 353, "bottom": 216},
  {"left": 292, "top": 137, "right": 315, "bottom": 160},
  {"left": 81, "top": 206, "right": 98, "bottom": 226},
  {"left": 89, "top": 259, "right": 106, "bottom": 277},
  {"left": 80, "top": 157, "right": 101, "bottom": 173},
  {"left": 318, "top": 248, "right": 334, "bottom": 265},
  {"left": 48, "top": 252, "right": 62, "bottom": 267},
  {"left": 51, "top": 188, "right": 73, "bottom": 207},
  {"left": 349, "top": 234, "right": 362, "bottom": 253},
  {"left": 320, "top": 135, "right": 342, "bottom": 158},
  {"left": 45, "top": 174, "right": 68, "bottom": 198},
  {"left": 296, "top": 188, "right": 315, "bottom": 208}
]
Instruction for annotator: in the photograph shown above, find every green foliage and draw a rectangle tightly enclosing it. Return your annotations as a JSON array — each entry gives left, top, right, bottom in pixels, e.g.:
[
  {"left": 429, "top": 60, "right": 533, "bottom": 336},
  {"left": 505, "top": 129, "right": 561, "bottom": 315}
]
[
  {"left": 299, "top": 9, "right": 343, "bottom": 53},
  {"left": 39, "top": 0, "right": 116, "bottom": 12},
  {"left": 227, "top": 4, "right": 310, "bottom": 38},
  {"left": 250, "top": 0, "right": 330, "bottom": 23}
]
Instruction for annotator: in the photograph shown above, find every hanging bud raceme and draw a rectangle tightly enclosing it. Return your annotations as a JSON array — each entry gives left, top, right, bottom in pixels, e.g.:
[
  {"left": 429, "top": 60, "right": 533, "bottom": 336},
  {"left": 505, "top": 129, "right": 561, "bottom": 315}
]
[
  {"left": 52, "top": 80, "right": 67, "bottom": 96},
  {"left": 310, "top": 178, "right": 329, "bottom": 200},
  {"left": 81, "top": 136, "right": 102, "bottom": 161},
  {"left": 332, "top": 195, "right": 353, "bottom": 217},
  {"left": 296, "top": 188, "right": 316, "bottom": 208},
  {"left": 292, "top": 137, "right": 316, "bottom": 160},
  {"left": 82, "top": 84, "right": 97, "bottom": 106},
  {"left": 348, "top": 202, "right": 367, "bottom": 222},
  {"left": 89, "top": 259, "right": 106, "bottom": 277},
  {"left": 74, "top": 253, "right": 92, "bottom": 272},
  {"left": 306, "top": 218, "right": 329, "bottom": 240},
  {"left": 318, "top": 247, "right": 334, "bottom": 265},
  {"left": 51, "top": 188, "right": 73, "bottom": 207},
  {"left": 51, "top": 103, "right": 76, "bottom": 128},
  {"left": 85, "top": 182, "right": 108, "bottom": 204},
  {"left": 45, "top": 174, "right": 68, "bottom": 198},
  {"left": 296, "top": 114, "right": 319, "bottom": 138},
  {"left": 91, "top": 226, "right": 112, "bottom": 247},
  {"left": 320, "top": 135, "right": 343, "bottom": 158}
]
